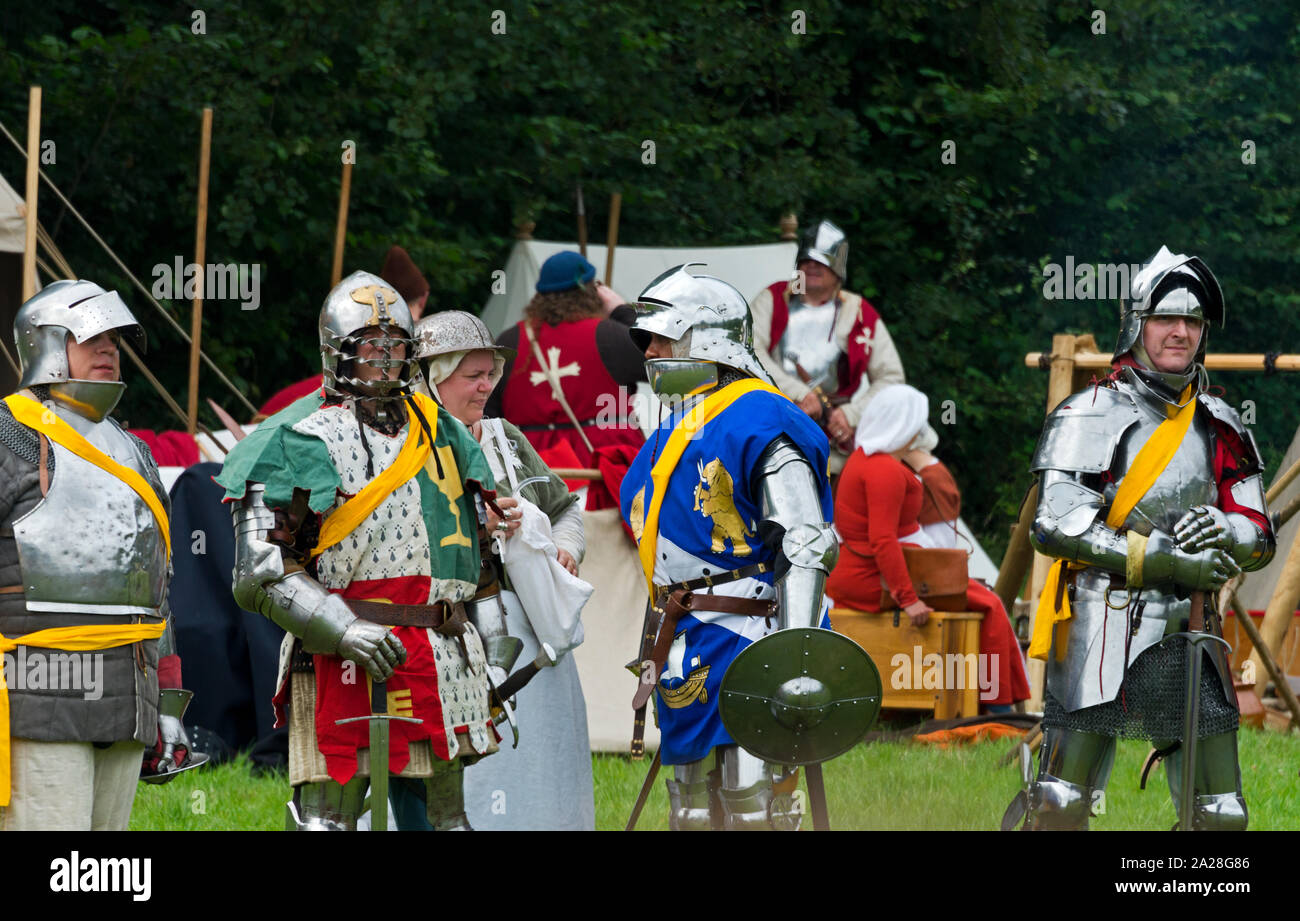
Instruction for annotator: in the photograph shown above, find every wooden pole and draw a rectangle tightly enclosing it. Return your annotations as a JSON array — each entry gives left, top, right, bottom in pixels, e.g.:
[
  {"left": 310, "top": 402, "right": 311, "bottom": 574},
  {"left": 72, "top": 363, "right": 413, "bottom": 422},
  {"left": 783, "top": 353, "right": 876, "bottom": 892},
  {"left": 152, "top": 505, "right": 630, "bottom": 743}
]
[
  {"left": 1265, "top": 454, "right": 1300, "bottom": 505},
  {"left": 1025, "top": 350, "right": 1300, "bottom": 373},
  {"left": 576, "top": 183, "right": 588, "bottom": 260},
  {"left": 331, "top": 159, "right": 353, "bottom": 287},
  {"left": 21, "top": 86, "right": 41, "bottom": 301},
  {"left": 1225, "top": 587, "right": 1300, "bottom": 729},
  {"left": 187, "top": 107, "right": 213, "bottom": 436},
  {"left": 604, "top": 191, "right": 622, "bottom": 288},
  {"left": 994, "top": 481, "right": 1038, "bottom": 615},
  {"left": 1248, "top": 526, "right": 1300, "bottom": 685},
  {"left": 1025, "top": 333, "right": 1081, "bottom": 709}
]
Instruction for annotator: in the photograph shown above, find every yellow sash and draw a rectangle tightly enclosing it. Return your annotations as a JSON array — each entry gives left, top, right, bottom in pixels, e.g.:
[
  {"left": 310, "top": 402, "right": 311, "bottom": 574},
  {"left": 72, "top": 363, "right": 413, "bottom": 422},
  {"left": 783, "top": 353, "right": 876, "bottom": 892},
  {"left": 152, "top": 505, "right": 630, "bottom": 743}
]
[
  {"left": 0, "top": 621, "right": 166, "bottom": 806},
  {"left": 310, "top": 392, "right": 439, "bottom": 558},
  {"left": 636, "top": 379, "right": 791, "bottom": 595},
  {"left": 1029, "top": 386, "right": 1196, "bottom": 660},
  {"left": 3, "top": 393, "right": 170, "bottom": 559}
]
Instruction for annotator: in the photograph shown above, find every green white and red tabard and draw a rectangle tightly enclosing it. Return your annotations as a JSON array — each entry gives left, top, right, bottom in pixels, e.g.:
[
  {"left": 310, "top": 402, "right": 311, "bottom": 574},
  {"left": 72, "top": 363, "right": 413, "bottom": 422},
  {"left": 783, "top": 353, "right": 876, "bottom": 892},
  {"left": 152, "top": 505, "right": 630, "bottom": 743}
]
[{"left": 216, "top": 392, "right": 499, "bottom": 784}]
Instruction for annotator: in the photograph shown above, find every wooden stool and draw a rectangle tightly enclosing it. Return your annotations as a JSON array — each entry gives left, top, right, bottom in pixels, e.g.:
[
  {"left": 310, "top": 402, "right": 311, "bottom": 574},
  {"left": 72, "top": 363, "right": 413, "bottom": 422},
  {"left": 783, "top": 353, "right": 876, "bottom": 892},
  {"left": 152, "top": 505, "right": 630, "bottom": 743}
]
[{"left": 831, "top": 608, "right": 985, "bottom": 718}]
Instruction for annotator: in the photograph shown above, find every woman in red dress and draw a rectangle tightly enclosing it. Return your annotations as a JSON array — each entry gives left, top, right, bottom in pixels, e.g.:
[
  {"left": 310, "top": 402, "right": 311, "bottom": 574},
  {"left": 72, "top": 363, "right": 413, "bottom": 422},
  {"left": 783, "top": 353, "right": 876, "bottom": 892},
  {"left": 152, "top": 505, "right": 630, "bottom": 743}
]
[{"left": 827, "top": 385, "right": 1030, "bottom": 709}]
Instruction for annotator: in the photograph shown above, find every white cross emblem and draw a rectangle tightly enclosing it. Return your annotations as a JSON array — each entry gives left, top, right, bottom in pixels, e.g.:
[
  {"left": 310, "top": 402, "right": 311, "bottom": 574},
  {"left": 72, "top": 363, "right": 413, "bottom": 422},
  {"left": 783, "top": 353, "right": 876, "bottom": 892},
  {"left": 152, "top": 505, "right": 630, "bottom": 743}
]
[
  {"left": 529, "top": 346, "right": 581, "bottom": 386},
  {"left": 853, "top": 320, "right": 876, "bottom": 354}
]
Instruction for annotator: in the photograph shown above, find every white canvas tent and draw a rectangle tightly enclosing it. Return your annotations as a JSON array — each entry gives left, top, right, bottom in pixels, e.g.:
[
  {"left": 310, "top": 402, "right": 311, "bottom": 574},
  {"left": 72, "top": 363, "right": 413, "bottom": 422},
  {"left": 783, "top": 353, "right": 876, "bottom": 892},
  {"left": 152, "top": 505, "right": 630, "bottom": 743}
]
[
  {"left": 0, "top": 171, "right": 24, "bottom": 254},
  {"left": 480, "top": 238, "right": 799, "bottom": 337}
]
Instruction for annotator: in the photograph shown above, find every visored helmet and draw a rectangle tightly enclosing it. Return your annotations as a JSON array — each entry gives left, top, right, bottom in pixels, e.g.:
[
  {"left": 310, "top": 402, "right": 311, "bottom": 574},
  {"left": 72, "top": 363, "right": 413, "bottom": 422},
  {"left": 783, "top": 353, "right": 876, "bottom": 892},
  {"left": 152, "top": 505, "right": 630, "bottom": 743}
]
[
  {"left": 319, "top": 270, "right": 417, "bottom": 403},
  {"left": 796, "top": 220, "right": 849, "bottom": 280},
  {"left": 1114, "top": 245, "right": 1223, "bottom": 365},
  {"left": 14, "top": 279, "right": 145, "bottom": 420},
  {"left": 630, "top": 264, "right": 772, "bottom": 402}
]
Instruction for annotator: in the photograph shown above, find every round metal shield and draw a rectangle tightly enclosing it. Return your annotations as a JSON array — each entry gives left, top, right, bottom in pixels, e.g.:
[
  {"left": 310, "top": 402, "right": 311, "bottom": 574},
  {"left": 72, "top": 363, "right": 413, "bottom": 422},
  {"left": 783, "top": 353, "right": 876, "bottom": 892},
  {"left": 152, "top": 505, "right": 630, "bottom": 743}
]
[{"left": 718, "top": 628, "right": 881, "bottom": 766}]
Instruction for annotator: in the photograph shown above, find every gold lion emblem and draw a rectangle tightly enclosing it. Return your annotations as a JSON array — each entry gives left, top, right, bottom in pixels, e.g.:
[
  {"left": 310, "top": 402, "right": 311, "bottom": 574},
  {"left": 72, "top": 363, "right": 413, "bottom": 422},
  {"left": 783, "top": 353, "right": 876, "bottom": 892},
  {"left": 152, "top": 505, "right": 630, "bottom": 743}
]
[
  {"left": 630, "top": 486, "right": 646, "bottom": 544},
  {"left": 694, "top": 457, "right": 753, "bottom": 557}
]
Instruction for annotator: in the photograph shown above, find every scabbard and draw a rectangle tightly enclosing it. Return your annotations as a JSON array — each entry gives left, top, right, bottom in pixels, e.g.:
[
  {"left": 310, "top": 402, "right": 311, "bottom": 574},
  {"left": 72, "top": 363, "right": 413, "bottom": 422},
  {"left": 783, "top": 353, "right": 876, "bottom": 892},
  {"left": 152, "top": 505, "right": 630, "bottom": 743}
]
[{"left": 369, "top": 680, "right": 389, "bottom": 833}]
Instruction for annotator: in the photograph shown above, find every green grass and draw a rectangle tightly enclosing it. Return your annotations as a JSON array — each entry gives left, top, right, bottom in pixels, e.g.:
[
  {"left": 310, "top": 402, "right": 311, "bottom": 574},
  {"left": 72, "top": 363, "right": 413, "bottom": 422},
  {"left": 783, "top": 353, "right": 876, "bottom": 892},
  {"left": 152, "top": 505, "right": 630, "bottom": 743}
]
[{"left": 130, "top": 728, "right": 1300, "bottom": 830}]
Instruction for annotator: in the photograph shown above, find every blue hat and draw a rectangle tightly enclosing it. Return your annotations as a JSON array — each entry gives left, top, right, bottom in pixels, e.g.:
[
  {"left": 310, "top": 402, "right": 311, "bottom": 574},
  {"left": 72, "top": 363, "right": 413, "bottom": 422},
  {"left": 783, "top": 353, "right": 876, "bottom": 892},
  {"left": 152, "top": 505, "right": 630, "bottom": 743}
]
[{"left": 536, "top": 251, "right": 596, "bottom": 293}]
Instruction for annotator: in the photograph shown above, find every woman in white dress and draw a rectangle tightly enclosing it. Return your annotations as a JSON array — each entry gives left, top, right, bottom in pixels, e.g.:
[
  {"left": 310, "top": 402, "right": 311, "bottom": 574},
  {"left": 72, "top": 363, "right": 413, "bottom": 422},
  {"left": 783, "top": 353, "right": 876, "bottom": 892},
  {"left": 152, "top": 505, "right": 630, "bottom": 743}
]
[{"left": 414, "top": 310, "right": 595, "bottom": 831}]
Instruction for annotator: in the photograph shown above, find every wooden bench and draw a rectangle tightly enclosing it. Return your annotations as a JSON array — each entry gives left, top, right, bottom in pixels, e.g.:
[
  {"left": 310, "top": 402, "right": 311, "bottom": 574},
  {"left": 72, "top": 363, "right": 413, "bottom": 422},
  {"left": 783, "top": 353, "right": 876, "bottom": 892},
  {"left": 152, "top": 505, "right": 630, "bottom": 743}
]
[{"left": 831, "top": 608, "right": 985, "bottom": 718}]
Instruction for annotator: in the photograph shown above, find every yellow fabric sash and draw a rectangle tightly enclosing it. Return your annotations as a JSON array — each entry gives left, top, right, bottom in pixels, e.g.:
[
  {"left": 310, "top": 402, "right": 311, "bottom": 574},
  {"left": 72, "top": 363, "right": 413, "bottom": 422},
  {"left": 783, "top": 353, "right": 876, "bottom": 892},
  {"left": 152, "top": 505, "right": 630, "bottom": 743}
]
[
  {"left": 1029, "top": 386, "right": 1196, "bottom": 660},
  {"left": 3, "top": 393, "right": 170, "bottom": 559},
  {"left": 0, "top": 621, "right": 166, "bottom": 806},
  {"left": 311, "top": 393, "right": 439, "bottom": 559},
  {"left": 636, "top": 379, "right": 790, "bottom": 595}
]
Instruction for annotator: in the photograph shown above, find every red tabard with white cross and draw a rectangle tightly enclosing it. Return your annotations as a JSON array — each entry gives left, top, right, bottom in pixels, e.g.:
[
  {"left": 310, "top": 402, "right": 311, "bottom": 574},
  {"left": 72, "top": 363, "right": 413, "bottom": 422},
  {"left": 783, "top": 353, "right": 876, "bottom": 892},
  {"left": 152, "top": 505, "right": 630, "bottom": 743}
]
[
  {"left": 500, "top": 318, "right": 644, "bottom": 508},
  {"left": 767, "top": 280, "right": 879, "bottom": 401}
]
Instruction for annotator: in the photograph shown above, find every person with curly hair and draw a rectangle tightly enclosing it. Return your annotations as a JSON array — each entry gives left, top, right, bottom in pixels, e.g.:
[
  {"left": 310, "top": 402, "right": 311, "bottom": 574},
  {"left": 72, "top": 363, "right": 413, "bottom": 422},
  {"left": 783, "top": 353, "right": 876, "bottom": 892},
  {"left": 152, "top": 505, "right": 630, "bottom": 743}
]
[{"left": 489, "top": 251, "right": 647, "bottom": 510}]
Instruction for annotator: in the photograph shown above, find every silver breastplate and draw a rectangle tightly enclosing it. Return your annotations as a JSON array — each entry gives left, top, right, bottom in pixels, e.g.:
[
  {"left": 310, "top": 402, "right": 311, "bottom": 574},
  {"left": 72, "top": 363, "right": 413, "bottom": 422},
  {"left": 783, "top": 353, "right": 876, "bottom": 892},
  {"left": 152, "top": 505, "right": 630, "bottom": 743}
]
[
  {"left": 777, "top": 297, "right": 843, "bottom": 392},
  {"left": 12, "top": 407, "right": 167, "bottom": 615},
  {"left": 1110, "top": 384, "right": 1216, "bottom": 535}
]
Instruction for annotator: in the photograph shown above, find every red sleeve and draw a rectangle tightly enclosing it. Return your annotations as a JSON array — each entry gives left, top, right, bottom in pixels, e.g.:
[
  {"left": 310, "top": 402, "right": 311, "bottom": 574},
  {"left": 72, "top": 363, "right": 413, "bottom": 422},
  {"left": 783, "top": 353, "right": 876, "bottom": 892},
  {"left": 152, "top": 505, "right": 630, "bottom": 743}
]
[
  {"left": 157, "top": 653, "right": 183, "bottom": 690},
  {"left": 1211, "top": 418, "right": 1270, "bottom": 533},
  {"left": 864, "top": 455, "right": 918, "bottom": 608}
]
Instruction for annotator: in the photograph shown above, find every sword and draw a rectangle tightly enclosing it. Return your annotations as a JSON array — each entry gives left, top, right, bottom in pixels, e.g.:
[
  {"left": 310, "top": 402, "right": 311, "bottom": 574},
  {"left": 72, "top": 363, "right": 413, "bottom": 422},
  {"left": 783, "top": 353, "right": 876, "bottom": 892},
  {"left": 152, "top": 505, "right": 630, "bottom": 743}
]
[
  {"left": 1173, "top": 630, "right": 1231, "bottom": 831},
  {"left": 488, "top": 643, "right": 558, "bottom": 749},
  {"left": 335, "top": 679, "right": 422, "bottom": 831}
]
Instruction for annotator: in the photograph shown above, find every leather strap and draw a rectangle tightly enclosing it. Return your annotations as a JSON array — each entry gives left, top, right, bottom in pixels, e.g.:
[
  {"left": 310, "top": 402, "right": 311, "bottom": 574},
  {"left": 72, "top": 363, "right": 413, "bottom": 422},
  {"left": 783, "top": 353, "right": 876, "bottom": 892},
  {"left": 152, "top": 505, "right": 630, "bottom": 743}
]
[
  {"left": 346, "top": 599, "right": 468, "bottom": 635},
  {"left": 37, "top": 433, "right": 48, "bottom": 497},
  {"left": 634, "top": 588, "right": 776, "bottom": 712},
  {"left": 1189, "top": 590, "right": 1205, "bottom": 633},
  {"left": 0, "top": 586, "right": 23, "bottom": 594},
  {"left": 522, "top": 320, "right": 595, "bottom": 454}
]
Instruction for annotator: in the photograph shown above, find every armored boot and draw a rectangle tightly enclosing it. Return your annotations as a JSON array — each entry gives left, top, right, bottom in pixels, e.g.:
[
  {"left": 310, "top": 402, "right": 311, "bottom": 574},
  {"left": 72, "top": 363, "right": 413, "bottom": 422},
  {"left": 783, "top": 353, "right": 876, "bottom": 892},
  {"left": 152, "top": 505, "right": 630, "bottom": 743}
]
[
  {"left": 286, "top": 776, "right": 369, "bottom": 831},
  {"left": 425, "top": 759, "right": 473, "bottom": 831}
]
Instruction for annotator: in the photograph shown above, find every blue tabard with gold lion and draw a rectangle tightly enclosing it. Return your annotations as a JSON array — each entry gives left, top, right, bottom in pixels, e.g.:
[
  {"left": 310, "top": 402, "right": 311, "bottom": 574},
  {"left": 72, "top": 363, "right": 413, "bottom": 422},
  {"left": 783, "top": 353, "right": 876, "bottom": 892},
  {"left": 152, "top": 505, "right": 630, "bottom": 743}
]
[{"left": 620, "top": 387, "right": 832, "bottom": 765}]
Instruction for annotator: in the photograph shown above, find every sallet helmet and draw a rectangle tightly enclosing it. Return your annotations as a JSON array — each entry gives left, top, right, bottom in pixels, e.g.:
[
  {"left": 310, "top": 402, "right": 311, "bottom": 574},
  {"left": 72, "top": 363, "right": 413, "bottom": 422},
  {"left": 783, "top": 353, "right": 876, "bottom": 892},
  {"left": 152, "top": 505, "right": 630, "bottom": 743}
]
[
  {"left": 13, "top": 279, "right": 145, "bottom": 420},
  {"left": 796, "top": 220, "right": 849, "bottom": 281},
  {"left": 630, "top": 264, "right": 773, "bottom": 403},
  {"left": 1114, "top": 245, "right": 1223, "bottom": 366}
]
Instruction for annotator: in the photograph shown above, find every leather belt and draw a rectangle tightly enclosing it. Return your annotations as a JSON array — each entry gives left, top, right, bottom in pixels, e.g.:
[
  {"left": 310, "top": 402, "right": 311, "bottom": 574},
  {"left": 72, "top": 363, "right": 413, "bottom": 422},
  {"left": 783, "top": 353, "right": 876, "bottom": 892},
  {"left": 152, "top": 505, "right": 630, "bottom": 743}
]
[
  {"left": 630, "top": 586, "right": 777, "bottom": 754},
  {"left": 347, "top": 599, "right": 468, "bottom": 635},
  {"left": 0, "top": 586, "right": 24, "bottom": 594}
]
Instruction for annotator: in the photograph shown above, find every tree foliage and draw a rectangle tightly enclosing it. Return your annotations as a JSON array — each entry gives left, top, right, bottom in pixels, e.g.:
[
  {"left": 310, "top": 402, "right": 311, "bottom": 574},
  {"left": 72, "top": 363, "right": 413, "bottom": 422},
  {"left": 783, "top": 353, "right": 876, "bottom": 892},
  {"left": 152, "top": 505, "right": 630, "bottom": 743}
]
[{"left": 2, "top": 0, "right": 1298, "bottom": 556}]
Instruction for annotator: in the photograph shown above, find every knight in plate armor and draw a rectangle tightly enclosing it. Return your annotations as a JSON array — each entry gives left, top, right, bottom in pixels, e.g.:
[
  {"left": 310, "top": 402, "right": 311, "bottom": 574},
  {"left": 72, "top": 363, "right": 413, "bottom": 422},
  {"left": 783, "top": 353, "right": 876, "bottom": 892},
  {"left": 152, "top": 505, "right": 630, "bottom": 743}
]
[
  {"left": 1005, "top": 247, "right": 1274, "bottom": 831},
  {"left": 749, "top": 220, "right": 907, "bottom": 472},
  {"left": 0, "top": 280, "right": 199, "bottom": 830},
  {"left": 621, "top": 264, "right": 878, "bottom": 830},
  {"left": 218, "top": 271, "right": 502, "bottom": 830}
]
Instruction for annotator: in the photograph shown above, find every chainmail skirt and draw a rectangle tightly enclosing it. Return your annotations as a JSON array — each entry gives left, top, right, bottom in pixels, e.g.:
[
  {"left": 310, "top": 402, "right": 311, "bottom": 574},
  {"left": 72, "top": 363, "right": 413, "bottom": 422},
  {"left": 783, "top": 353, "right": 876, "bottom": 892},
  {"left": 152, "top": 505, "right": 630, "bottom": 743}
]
[{"left": 1043, "top": 636, "right": 1239, "bottom": 740}]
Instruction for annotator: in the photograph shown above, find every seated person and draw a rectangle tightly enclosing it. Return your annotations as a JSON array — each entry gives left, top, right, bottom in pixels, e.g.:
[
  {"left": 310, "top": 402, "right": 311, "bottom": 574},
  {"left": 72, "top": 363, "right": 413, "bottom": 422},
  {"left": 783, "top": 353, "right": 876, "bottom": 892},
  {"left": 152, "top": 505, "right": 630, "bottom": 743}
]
[
  {"left": 903, "top": 425, "right": 963, "bottom": 549},
  {"left": 826, "top": 384, "right": 1030, "bottom": 709}
]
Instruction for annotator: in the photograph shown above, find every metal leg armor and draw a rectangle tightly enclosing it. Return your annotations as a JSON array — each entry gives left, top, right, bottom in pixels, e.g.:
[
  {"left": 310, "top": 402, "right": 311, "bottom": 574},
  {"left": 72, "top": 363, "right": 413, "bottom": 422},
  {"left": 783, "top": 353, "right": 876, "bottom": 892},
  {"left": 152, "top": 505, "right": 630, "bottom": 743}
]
[
  {"left": 666, "top": 758, "right": 716, "bottom": 831},
  {"left": 425, "top": 759, "right": 473, "bottom": 831},
  {"left": 1159, "top": 731, "right": 1247, "bottom": 831},
  {"left": 1012, "top": 728, "right": 1115, "bottom": 831},
  {"left": 718, "top": 745, "right": 801, "bottom": 831},
  {"left": 286, "top": 777, "right": 369, "bottom": 831}
]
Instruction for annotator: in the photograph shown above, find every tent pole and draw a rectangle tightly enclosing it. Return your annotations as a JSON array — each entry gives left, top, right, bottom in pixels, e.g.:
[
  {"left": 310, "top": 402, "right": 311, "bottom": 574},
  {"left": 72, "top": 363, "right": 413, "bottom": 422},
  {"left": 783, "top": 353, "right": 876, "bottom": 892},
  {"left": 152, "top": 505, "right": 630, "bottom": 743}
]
[
  {"left": 187, "top": 107, "right": 213, "bottom": 435},
  {"left": 21, "top": 86, "right": 41, "bottom": 301}
]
